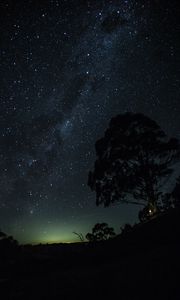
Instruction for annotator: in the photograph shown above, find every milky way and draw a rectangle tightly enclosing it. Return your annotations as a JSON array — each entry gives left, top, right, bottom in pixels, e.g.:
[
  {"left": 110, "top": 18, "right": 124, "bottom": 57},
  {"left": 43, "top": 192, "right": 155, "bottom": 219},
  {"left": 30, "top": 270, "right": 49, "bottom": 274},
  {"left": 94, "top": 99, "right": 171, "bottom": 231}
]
[{"left": 0, "top": 0, "right": 180, "bottom": 243}]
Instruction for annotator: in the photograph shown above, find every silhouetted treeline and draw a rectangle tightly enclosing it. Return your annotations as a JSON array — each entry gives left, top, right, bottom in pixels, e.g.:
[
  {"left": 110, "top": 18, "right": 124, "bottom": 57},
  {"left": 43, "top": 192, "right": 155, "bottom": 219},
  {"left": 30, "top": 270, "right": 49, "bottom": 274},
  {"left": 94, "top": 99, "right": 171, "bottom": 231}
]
[
  {"left": 88, "top": 113, "right": 180, "bottom": 222},
  {"left": 0, "top": 230, "right": 19, "bottom": 259}
]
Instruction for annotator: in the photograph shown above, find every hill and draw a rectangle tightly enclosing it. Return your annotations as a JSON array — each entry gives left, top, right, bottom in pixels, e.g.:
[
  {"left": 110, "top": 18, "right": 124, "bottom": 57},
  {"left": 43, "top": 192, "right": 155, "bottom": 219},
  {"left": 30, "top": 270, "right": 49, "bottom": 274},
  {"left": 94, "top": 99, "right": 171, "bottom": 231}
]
[{"left": 0, "top": 208, "right": 179, "bottom": 299}]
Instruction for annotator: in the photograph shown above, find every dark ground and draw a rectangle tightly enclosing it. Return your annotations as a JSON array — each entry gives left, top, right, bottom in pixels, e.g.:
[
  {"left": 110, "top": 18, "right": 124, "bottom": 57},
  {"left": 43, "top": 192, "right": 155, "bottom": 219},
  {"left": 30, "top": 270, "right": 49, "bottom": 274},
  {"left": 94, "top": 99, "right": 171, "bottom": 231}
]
[{"left": 0, "top": 208, "right": 179, "bottom": 300}]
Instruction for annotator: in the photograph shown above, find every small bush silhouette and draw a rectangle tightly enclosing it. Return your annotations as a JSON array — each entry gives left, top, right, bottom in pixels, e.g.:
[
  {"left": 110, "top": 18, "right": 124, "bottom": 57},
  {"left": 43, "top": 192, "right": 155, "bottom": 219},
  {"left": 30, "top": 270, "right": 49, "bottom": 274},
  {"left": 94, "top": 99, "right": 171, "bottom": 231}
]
[
  {"left": 86, "top": 223, "right": 116, "bottom": 242},
  {"left": 120, "top": 223, "right": 133, "bottom": 235},
  {"left": 0, "top": 230, "right": 19, "bottom": 257}
]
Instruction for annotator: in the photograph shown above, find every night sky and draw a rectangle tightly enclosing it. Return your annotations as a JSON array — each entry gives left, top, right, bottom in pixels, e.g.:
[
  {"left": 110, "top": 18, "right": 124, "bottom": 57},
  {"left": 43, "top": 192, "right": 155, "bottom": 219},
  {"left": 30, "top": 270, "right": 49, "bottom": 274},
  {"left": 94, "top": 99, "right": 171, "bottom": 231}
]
[{"left": 0, "top": 0, "right": 180, "bottom": 244}]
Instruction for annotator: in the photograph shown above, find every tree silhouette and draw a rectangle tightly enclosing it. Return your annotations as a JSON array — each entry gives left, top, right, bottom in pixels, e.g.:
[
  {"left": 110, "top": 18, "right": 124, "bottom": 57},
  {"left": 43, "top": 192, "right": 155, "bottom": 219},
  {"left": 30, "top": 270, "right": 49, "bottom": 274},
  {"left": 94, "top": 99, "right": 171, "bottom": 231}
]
[
  {"left": 120, "top": 223, "right": 133, "bottom": 235},
  {"left": 86, "top": 223, "right": 116, "bottom": 242},
  {"left": 160, "top": 192, "right": 174, "bottom": 211},
  {"left": 0, "top": 230, "right": 19, "bottom": 258},
  {"left": 171, "top": 176, "right": 180, "bottom": 207},
  {"left": 88, "top": 113, "right": 179, "bottom": 221},
  {"left": 160, "top": 176, "right": 180, "bottom": 210},
  {"left": 73, "top": 231, "right": 85, "bottom": 242},
  {"left": 0, "top": 230, "right": 7, "bottom": 239}
]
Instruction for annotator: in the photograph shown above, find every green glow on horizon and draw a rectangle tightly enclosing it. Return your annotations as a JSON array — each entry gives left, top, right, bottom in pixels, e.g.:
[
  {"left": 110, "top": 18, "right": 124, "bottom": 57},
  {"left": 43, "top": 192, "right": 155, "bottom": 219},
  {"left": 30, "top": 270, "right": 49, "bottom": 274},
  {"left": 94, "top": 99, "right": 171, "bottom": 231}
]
[
  {"left": 10, "top": 220, "right": 85, "bottom": 245},
  {"left": 6, "top": 205, "right": 140, "bottom": 245},
  {"left": 19, "top": 229, "right": 78, "bottom": 245},
  {"left": 30, "top": 233, "right": 77, "bottom": 245}
]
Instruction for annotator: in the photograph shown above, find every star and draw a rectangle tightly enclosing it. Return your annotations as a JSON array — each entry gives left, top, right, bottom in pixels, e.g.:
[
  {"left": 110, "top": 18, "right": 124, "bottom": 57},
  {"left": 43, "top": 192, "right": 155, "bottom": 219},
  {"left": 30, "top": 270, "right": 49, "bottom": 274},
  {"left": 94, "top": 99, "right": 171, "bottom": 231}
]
[{"left": 0, "top": 0, "right": 179, "bottom": 244}]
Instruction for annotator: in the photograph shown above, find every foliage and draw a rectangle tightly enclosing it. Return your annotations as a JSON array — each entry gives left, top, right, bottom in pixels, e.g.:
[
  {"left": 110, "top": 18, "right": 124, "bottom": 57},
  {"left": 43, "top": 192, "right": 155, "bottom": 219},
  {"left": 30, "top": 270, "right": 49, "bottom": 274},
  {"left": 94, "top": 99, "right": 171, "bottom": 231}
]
[
  {"left": 160, "top": 192, "right": 174, "bottom": 211},
  {"left": 138, "top": 203, "right": 158, "bottom": 222},
  {"left": 73, "top": 232, "right": 85, "bottom": 242},
  {"left": 161, "top": 176, "right": 180, "bottom": 210},
  {"left": 86, "top": 223, "right": 116, "bottom": 242},
  {"left": 0, "top": 230, "right": 7, "bottom": 239},
  {"left": 88, "top": 113, "right": 179, "bottom": 220},
  {"left": 171, "top": 176, "right": 180, "bottom": 207},
  {"left": 0, "top": 230, "right": 19, "bottom": 257},
  {"left": 120, "top": 223, "right": 133, "bottom": 235},
  {"left": 0, "top": 230, "right": 18, "bottom": 246}
]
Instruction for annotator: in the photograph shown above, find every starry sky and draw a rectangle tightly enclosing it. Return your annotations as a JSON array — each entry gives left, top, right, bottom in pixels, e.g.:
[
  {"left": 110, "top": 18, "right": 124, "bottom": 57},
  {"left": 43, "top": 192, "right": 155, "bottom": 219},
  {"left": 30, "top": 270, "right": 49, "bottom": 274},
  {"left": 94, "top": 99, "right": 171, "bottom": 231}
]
[{"left": 0, "top": 0, "right": 180, "bottom": 244}]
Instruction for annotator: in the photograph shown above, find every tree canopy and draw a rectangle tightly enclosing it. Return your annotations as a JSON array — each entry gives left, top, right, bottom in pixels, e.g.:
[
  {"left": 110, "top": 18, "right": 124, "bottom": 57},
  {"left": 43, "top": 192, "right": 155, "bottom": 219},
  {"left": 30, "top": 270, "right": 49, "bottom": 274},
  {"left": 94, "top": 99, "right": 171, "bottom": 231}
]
[
  {"left": 172, "top": 176, "right": 180, "bottom": 207},
  {"left": 86, "top": 223, "right": 115, "bottom": 242},
  {"left": 88, "top": 113, "right": 179, "bottom": 219}
]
